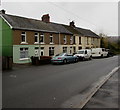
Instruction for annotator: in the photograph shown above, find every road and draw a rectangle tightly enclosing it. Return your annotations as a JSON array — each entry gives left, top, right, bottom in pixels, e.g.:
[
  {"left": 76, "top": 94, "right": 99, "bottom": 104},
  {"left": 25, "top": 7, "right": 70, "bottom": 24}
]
[{"left": 2, "top": 56, "right": 118, "bottom": 108}]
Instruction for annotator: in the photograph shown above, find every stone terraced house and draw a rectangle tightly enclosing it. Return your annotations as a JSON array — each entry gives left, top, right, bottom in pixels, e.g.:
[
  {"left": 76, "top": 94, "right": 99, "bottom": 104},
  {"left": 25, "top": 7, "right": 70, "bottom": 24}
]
[{"left": 0, "top": 10, "right": 100, "bottom": 64}]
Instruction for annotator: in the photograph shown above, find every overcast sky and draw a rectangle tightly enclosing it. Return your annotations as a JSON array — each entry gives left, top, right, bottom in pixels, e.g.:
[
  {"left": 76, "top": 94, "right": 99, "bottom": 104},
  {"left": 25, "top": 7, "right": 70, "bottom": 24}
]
[{"left": 0, "top": 1, "right": 118, "bottom": 36}]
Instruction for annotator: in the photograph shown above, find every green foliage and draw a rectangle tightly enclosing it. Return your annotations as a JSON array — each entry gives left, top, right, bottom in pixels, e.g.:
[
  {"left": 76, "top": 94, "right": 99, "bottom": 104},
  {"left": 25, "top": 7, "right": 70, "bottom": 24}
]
[{"left": 100, "top": 36, "right": 120, "bottom": 55}]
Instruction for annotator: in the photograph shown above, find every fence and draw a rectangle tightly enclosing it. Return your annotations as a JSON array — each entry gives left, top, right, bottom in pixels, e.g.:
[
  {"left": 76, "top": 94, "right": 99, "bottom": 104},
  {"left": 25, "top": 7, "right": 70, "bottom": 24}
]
[{"left": 31, "top": 56, "right": 52, "bottom": 65}]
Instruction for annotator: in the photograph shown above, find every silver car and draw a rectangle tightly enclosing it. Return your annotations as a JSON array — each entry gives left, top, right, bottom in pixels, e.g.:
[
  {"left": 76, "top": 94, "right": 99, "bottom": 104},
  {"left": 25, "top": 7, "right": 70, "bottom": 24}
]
[{"left": 51, "top": 53, "right": 78, "bottom": 64}]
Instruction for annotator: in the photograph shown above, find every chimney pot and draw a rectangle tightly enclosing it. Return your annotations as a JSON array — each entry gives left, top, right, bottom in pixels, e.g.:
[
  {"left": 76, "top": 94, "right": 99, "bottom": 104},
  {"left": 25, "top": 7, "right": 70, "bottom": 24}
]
[
  {"left": 41, "top": 14, "right": 50, "bottom": 23},
  {"left": 69, "top": 21, "right": 75, "bottom": 27},
  {"left": 0, "top": 10, "right": 6, "bottom": 14}
]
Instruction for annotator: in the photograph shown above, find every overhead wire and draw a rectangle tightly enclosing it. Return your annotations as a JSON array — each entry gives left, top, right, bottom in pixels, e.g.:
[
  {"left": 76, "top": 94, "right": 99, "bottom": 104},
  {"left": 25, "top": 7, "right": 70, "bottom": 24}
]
[{"left": 47, "top": 1, "right": 99, "bottom": 28}]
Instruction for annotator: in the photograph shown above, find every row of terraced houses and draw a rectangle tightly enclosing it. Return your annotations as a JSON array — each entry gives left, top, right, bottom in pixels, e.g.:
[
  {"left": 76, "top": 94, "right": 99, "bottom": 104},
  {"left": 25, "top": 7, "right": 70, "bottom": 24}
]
[{"left": 0, "top": 10, "right": 100, "bottom": 64}]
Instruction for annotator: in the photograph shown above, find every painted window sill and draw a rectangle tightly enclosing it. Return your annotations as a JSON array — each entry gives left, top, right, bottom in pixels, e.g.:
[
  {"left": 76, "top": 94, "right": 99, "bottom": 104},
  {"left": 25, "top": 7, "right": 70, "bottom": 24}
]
[
  {"left": 34, "top": 42, "right": 39, "bottom": 44},
  {"left": 40, "top": 43, "right": 45, "bottom": 44},
  {"left": 19, "top": 58, "right": 30, "bottom": 61},
  {"left": 50, "top": 43, "right": 54, "bottom": 44},
  {"left": 21, "top": 42, "right": 28, "bottom": 44}
]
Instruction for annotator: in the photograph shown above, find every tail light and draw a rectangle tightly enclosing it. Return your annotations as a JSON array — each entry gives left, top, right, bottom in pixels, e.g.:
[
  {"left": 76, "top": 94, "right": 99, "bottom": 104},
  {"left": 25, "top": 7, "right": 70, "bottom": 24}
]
[{"left": 57, "top": 57, "right": 62, "bottom": 59}]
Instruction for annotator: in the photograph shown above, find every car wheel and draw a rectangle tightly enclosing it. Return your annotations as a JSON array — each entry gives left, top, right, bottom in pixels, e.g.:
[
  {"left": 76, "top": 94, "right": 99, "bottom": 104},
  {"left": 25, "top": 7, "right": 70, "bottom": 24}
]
[
  {"left": 82, "top": 57, "right": 85, "bottom": 61},
  {"left": 101, "top": 54, "right": 103, "bottom": 58},
  {"left": 74, "top": 58, "right": 78, "bottom": 63},
  {"left": 89, "top": 56, "right": 92, "bottom": 60},
  {"left": 63, "top": 59, "right": 67, "bottom": 64}
]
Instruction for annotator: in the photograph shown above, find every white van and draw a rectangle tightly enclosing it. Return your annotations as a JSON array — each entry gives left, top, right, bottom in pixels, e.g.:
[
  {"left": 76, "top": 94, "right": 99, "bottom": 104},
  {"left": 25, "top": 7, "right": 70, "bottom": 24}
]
[
  {"left": 74, "top": 49, "right": 92, "bottom": 60},
  {"left": 91, "top": 48, "right": 108, "bottom": 58}
]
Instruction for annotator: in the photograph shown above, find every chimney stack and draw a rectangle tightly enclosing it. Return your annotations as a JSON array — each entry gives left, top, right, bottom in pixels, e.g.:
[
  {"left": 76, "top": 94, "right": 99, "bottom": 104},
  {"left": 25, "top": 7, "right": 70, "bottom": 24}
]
[
  {"left": 41, "top": 14, "right": 50, "bottom": 23},
  {"left": 69, "top": 21, "right": 75, "bottom": 27},
  {"left": 0, "top": 10, "right": 6, "bottom": 14}
]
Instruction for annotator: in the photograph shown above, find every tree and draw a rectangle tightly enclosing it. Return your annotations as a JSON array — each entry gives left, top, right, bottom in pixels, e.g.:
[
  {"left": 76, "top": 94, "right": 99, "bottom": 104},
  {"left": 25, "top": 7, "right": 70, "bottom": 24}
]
[{"left": 99, "top": 33, "right": 120, "bottom": 54}]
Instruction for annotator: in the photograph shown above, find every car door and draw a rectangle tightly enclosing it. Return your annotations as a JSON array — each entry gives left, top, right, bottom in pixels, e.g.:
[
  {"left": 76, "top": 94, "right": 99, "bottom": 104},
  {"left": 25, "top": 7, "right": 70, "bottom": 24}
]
[
  {"left": 69, "top": 55, "right": 74, "bottom": 62},
  {"left": 66, "top": 54, "right": 73, "bottom": 62},
  {"left": 64, "top": 54, "right": 70, "bottom": 62}
]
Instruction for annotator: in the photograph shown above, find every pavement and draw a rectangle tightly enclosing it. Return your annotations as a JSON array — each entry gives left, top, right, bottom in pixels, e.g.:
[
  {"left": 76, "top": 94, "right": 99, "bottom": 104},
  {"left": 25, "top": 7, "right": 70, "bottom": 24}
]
[
  {"left": 83, "top": 70, "right": 119, "bottom": 109},
  {"left": 2, "top": 56, "right": 119, "bottom": 108}
]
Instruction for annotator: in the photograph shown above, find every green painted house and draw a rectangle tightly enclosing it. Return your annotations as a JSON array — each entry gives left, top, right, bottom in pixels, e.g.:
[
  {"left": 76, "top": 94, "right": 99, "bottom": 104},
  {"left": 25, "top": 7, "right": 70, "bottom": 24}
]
[{"left": 0, "top": 10, "right": 13, "bottom": 57}]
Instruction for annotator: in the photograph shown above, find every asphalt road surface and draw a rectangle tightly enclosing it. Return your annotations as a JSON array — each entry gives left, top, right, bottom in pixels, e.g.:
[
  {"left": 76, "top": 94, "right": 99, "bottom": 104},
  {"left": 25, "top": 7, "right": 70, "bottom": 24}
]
[{"left": 2, "top": 56, "right": 118, "bottom": 108}]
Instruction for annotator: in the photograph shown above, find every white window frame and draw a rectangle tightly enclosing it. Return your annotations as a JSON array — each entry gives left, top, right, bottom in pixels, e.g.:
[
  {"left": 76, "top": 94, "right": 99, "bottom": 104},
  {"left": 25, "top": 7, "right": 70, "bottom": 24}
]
[
  {"left": 40, "top": 33, "right": 44, "bottom": 44},
  {"left": 34, "top": 32, "right": 39, "bottom": 44},
  {"left": 64, "top": 35, "right": 67, "bottom": 44},
  {"left": 34, "top": 47, "right": 39, "bottom": 56},
  {"left": 19, "top": 47, "right": 29, "bottom": 60},
  {"left": 49, "top": 47, "right": 54, "bottom": 56},
  {"left": 40, "top": 49, "right": 44, "bottom": 56},
  {"left": 21, "top": 32, "right": 27, "bottom": 44},
  {"left": 50, "top": 34, "right": 54, "bottom": 44},
  {"left": 34, "top": 47, "right": 44, "bottom": 56},
  {"left": 63, "top": 47, "right": 67, "bottom": 53}
]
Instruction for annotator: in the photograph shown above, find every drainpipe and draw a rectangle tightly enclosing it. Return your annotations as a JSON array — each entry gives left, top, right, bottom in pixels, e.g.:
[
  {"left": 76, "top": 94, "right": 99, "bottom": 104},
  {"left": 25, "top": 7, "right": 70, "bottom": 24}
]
[
  {"left": 59, "top": 32, "right": 61, "bottom": 53},
  {"left": 39, "top": 33, "right": 41, "bottom": 60}
]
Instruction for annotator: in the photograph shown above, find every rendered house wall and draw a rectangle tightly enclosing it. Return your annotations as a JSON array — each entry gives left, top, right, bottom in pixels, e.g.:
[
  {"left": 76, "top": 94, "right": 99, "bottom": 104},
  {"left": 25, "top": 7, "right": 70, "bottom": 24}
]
[{"left": 0, "top": 17, "right": 13, "bottom": 56}]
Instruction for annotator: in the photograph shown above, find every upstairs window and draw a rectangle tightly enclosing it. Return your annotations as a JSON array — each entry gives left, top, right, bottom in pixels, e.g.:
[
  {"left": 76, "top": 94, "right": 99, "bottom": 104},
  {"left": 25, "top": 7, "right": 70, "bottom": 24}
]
[
  {"left": 40, "top": 33, "right": 44, "bottom": 43},
  {"left": 73, "top": 36, "right": 76, "bottom": 44},
  {"left": 93, "top": 38, "right": 95, "bottom": 44},
  {"left": 91, "top": 38, "right": 93, "bottom": 44},
  {"left": 97, "top": 38, "right": 99, "bottom": 43},
  {"left": 70, "top": 36, "right": 73, "bottom": 44},
  {"left": 87, "top": 37, "right": 89, "bottom": 45},
  {"left": 64, "top": 36, "right": 67, "bottom": 44},
  {"left": 50, "top": 34, "right": 54, "bottom": 44},
  {"left": 34, "top": 33, "right": 39, "bottom": 43},
  {"left": 21, "top": 32, "right": 26, "bottom": 43}
]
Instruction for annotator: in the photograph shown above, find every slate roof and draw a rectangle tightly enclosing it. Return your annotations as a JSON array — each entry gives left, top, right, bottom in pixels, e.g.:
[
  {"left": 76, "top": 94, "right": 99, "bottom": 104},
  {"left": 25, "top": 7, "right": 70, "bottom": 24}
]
[
  {"left": 62, "top": 25, "right": 83, "bottom": 36},
  {"left": 47, "top": 22, "right": 73, "bottom": 34},
  {"left": 1, "top": 14, "right": 72, "bottom": 34},
  {"left": 75, "top": 27, "right": 100, "bottom": 38},
  {"left": 62, "top": 25, "right": 99, "bottom": 38},
  {"left": 1, "top": 13, "right": 99, "bottom": 37}
]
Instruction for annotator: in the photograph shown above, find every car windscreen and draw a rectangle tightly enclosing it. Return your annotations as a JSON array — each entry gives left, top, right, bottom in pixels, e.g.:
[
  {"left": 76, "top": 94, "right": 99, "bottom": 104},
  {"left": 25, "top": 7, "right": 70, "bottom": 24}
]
[
  {"left": 55, "top": 53, "right": 65, "bottom": 56},
  {"left": 77, "top": 51, "right": 84, "bottom": 54}
]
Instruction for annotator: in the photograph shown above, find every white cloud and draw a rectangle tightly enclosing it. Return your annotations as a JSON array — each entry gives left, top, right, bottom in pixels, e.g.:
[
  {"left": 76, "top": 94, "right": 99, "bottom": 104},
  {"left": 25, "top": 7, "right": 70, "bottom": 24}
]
[{"left": 1, "top": 1, "right": 118, "bottom": 36}]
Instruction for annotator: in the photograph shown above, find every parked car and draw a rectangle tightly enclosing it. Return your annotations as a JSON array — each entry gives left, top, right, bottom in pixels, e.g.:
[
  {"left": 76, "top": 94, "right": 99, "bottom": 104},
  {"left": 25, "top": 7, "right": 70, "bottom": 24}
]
[
  {"left": 91, "top": 48, "right": 108, "bottom": 58},
  {"left": 106, "top": 49, "right": 115, "bottom": 57},
  {"left": 74, "top": 49, "right": 92, "bottom": 60},
  {"left": 51, "top": 53, "right": 78, "bottom": 64}
]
